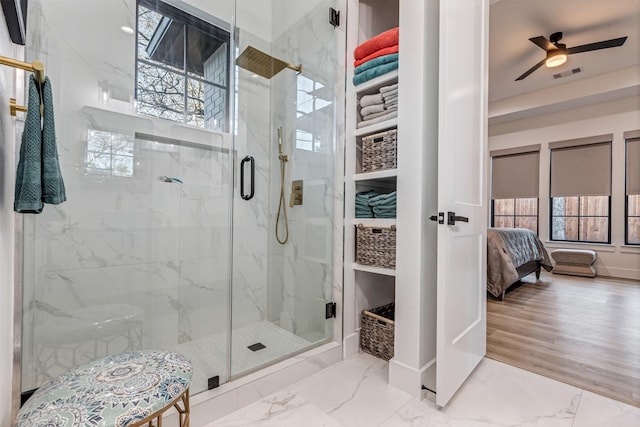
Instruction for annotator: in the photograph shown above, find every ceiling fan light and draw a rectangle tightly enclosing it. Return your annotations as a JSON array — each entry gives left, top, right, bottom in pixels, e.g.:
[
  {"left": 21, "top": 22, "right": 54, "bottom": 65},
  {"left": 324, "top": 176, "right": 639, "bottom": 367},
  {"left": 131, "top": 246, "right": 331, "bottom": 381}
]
[{"left": 545, "top": 50, "right": 567, "bottom": 68}]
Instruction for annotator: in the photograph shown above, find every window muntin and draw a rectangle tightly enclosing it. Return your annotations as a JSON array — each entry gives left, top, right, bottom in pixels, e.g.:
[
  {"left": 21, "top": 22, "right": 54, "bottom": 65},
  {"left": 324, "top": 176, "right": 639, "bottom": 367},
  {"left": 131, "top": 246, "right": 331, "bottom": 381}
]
[
  {"left": 551, "top": 195, "right": 610, "bottom": 243},
  {"left": 492, "top": 197, "right": 538, "bottom": 233},
  {"left": 136, "top": 0, "right": 229, "bottom": 131}
]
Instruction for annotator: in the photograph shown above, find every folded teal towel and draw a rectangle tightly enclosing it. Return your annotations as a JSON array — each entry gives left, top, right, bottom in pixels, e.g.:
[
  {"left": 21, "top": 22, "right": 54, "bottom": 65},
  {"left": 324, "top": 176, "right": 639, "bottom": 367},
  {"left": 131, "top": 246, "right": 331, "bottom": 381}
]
[
  {"left": 41, "top": 76, "right": 66, "bottom": 205},
  {"left": 14, "top": 76, "right": 43, "bottom": 213},
  {"left": 353, "top": 60, "right": 398, "bottom": 86},
  {"left": 355, "top": 53, "right": 398, "bottom": 75},
  {"left": 14, "top": 75, "right": 66, "bottom": 213},
  {"left": 369, "top": 191, "right": 397, "bottom": 206}
]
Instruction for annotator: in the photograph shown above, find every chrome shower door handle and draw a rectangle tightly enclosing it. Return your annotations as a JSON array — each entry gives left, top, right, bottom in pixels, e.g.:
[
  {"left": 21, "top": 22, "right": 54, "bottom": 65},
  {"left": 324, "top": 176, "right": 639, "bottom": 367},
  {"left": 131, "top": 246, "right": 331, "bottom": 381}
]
[{"left": 240, "top": 155, "right": 255, "bottom": 200}]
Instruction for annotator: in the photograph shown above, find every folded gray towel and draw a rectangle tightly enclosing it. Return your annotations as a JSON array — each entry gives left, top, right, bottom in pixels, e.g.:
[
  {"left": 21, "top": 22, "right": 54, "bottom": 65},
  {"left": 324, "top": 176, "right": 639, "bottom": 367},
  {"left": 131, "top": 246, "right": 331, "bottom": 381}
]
[
  {"left": 361, "top": 103, "right": 385, "bottom": 117},
  {"left": 357, "top": 111, "right": 398, "bottom": 128},
  {"left": 362, "top": 108, "right": 396, "bottom": 121},
  {"left": 384, "top": 94, "right": 398, "bottom": 103},
  {"left": 382, "top": 88, "right": 398, "bottom": 98},
  {"left": 360, "top": 93, "right": 383, "bottom": 107},
  {"left": 379, "top": 83, "right": 398, "bottom": 93}
]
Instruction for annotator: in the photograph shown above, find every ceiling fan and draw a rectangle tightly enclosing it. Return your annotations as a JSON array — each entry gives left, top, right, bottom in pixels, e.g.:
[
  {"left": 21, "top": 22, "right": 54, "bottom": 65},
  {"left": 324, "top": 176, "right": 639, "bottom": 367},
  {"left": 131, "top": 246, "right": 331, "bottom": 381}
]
[{"left": 515, "top": 31, "right": 628, "bottom": 81}]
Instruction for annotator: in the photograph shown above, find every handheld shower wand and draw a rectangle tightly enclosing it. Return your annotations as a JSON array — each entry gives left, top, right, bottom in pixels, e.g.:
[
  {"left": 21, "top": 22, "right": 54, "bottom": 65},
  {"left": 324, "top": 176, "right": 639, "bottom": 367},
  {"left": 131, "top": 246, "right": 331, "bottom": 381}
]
[{"left": 275, "top": 127, "right": 289, "bottom": 245}]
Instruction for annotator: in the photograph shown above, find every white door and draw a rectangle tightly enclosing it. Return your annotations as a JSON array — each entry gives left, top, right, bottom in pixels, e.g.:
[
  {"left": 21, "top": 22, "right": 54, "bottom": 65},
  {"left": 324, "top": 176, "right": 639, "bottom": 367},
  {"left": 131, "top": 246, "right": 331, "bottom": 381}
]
[{"left": 435, "top": 0, "right": 489, "bottom": 408}]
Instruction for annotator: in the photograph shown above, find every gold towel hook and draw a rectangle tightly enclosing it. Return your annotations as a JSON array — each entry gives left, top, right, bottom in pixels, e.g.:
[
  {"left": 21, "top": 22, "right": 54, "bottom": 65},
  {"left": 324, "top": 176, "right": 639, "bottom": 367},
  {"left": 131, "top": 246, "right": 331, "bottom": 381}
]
[{"left": 0, "top": 55, "right": 47, "bottom": 116}]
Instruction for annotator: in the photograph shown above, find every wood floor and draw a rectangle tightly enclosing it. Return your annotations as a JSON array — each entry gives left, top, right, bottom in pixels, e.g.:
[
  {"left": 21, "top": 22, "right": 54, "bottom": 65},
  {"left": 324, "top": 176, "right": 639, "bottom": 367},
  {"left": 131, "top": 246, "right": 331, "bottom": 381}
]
[{"left": 486, "top": 272, "right": 640, "bottom": 407}]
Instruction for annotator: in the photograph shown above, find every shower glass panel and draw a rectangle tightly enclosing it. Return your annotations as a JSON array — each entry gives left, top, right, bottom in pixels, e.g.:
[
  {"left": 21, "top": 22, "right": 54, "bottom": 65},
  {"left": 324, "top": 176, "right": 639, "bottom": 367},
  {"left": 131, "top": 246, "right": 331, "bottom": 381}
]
[
  {"left": 231, "top": 0, "right": 336, "bottom": 376},
  {"left": 21, "top": 0, "right": 338, "bottom": 397}
]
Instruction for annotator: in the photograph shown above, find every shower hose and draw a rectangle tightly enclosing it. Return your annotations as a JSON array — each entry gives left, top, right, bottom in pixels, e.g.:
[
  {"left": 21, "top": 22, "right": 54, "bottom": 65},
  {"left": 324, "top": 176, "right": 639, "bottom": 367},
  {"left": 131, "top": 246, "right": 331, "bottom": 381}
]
[{"left": 275, "top": 154, "right": 289, "bottom": 244}]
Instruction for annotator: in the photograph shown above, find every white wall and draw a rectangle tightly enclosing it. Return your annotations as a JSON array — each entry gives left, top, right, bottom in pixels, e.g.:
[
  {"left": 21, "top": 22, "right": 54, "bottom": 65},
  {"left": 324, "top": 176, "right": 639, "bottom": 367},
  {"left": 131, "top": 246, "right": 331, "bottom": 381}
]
[
  {"left": 0, "top": 14, "right": 17, "bottom": 427},
  {"left": 489, "top": 97, "right": 640, "bottom": 280}
]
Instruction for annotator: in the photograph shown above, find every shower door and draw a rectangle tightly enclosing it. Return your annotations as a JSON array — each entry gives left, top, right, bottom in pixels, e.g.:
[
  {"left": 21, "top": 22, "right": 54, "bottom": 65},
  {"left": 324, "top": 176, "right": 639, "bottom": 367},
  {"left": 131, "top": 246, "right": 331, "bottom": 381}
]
[
  {"left": 20, "top": 0, "right": 339, "bottom": 399},
  {"left": 230, "top": 0, "right": 338, "bottom": 376}
]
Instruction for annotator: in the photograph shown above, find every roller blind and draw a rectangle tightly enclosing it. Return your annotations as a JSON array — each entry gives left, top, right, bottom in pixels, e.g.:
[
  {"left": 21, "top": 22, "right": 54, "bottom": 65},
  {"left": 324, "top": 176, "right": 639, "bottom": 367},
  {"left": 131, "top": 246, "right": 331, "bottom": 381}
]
[
  {"left": 491, "top": 151, "right": 540, "bottom": 199},
  {"left": 550, "top": 141, "right": 611, "bottom": 197},
  {"left": 627, "top": 137, "right": 640, "bottom": 195}
]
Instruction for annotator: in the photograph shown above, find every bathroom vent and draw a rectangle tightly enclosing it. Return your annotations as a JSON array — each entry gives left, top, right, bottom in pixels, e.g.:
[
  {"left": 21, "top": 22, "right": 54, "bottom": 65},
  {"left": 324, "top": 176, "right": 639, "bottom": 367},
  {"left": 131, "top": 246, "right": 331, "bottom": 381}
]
[{"left": 553, "top": 67, "right": 582, "bottom": 79}]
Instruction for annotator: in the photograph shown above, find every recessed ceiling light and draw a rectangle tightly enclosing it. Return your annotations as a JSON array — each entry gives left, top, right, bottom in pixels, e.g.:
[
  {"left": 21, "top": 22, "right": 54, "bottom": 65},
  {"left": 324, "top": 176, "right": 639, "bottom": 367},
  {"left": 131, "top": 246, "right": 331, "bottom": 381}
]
[{"left": 120, "top": 26, "right": 134, "bottom": 35}]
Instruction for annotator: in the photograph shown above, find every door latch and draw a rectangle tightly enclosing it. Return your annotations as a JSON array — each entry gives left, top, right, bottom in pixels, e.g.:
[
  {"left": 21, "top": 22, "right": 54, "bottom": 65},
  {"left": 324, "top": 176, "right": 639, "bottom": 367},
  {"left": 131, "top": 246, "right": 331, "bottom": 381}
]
[
  {"left": 429, "top": 212, "right": 445, "bottom": 224},
  {"left": 447, "top": 211, "right": 469, "bottom": 225}
]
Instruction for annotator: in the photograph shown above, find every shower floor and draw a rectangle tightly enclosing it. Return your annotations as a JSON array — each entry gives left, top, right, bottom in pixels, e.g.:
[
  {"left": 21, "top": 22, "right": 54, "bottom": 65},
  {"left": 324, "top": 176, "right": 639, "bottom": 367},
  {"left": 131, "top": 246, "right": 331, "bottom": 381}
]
[{"left": 171, "top": 321, "right": 313, "bottom": 393}]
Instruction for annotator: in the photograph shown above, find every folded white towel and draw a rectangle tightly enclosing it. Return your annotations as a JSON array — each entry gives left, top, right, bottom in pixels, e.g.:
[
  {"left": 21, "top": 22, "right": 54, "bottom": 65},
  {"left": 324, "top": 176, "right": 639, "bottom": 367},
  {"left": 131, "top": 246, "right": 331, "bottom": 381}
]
[
  {"left": 382, "top": 88, "right": 398, "bottom": 98},
  {"left": 379, "top": 83, "right": 398, "bottom": 93},
  {"left": 362, "top": 108, "right": 396, "bottom": 121},
  {"left": 360, "top": 93, "right": 383, "bottom": 107},
  {"left": 384, "top": 95, "right": 398, "bottom": 104},
  {"left": 385, "top": 101, "right": 398, "bottom": 109},
  {"left": 357, "top": 111, "right": 398, "bottom": 128},
  {"left": 361, "top": 103, "right": 385, "bottom": 117}
]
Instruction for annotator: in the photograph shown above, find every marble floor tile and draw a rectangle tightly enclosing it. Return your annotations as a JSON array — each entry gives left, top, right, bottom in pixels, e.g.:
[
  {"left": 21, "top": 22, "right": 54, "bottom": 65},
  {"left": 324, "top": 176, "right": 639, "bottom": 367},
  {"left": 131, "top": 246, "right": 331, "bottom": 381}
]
[
  {"left": 573, "top": 391, "right": 640, "bottom": 427},
  {"left": 204, "top": 390, "right": 344, "bottom": 427},
  {"left": 380, "top": 358, "right": 581, "bottom": 427},
  {"left": 203, "top": 353, "right": 640, "bottom": 427},
  {"left": 292, "top": 352, "right": 413, "bottom": 427}
]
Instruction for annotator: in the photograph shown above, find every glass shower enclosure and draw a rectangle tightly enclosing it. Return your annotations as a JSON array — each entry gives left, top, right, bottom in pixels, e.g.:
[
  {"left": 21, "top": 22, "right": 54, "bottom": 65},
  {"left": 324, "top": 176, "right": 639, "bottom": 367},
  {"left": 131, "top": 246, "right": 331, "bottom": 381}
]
[{"left": 20, "top": 0, "right": 339, "bottom": 395}]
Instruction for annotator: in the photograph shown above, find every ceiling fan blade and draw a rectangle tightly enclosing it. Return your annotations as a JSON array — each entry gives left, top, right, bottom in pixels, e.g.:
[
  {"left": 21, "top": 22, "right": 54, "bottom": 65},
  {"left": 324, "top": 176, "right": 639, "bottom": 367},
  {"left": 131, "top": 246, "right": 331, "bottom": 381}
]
[
  {"left": 567, "top": 36, "right": 627, "bottom": 55},
  {"left": 529, "top": 36, "right": 555, "bottom": 51},
  {"left": 515, "top": 58, "right": 546, "bottom": 81}
]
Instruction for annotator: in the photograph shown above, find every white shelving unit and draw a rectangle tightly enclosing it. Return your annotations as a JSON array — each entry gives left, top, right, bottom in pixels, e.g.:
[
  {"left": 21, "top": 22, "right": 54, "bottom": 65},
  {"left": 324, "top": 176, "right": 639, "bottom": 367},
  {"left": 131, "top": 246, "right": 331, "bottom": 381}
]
[
  {"left": 343, "top": 0, "right": 488, "bottom": 406},
  {"left": 343, "top": 0, "right": 400, "bottom": 366}
]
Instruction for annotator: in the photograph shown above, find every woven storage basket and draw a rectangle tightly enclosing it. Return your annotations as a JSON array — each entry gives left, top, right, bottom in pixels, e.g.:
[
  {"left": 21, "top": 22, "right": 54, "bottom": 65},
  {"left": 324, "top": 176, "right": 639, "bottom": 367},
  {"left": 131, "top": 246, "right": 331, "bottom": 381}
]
[
  {"left": 361, "top": 128, "right": 397, "bottom": 172},
  {"left": 355, "top": 224, "right": 396, "bottom": 269},
  {"left": 360, "top": 303, "right": 395, "bottom": 361}
]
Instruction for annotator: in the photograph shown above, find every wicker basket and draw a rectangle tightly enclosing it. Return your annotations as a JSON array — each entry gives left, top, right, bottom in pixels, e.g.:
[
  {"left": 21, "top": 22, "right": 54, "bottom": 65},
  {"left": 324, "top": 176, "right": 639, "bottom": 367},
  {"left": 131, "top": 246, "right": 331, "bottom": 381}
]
[
  {"left": 360, "top": 303, "right": 395, "bottom": 361},
  {"left": 361, "top": 128, "right": 397, "bottom": 173},
  {"left": 355, "top": 224, "right": 396, "bottom": 269}
]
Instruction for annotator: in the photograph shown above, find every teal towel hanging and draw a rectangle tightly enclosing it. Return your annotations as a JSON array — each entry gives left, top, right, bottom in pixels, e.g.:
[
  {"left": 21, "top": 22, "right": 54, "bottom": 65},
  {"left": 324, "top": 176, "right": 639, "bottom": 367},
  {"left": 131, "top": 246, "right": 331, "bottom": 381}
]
[
  {"left": 14, "top": 75, "right": 44, "bottom": 213},
  {"left": 41, "top": 76, "right": 66, "bottom": 205}
]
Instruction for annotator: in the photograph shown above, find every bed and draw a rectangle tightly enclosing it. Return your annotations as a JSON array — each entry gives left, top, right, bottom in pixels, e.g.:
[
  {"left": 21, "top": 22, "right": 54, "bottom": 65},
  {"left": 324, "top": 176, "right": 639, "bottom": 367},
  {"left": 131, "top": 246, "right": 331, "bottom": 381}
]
[{"left": 487, "top": 228, "right": 553, "bottom": 300}]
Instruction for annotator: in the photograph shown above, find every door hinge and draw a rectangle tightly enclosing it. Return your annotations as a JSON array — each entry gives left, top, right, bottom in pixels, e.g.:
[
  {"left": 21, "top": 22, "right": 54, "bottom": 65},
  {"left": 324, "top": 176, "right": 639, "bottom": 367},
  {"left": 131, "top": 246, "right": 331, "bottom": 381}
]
[
  {"left": 325, "top": 302, "right": 337, "bottom": 319},
  {"left": 208, "top": 375, "right": 220, "bottom": 390},
  {"left": 329, "top": 8, "right": 340, "bottom": 27}
]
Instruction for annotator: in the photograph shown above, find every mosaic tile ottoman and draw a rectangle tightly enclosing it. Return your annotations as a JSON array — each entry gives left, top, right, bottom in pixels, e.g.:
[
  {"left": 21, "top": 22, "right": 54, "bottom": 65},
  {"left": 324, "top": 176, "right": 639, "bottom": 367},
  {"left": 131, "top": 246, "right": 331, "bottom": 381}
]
[
  {"left": 16, "top": 350, "right": 192, "bottom": 427},
  {"left": 550, "top": 249, "right": 597, "bottom": 277}
]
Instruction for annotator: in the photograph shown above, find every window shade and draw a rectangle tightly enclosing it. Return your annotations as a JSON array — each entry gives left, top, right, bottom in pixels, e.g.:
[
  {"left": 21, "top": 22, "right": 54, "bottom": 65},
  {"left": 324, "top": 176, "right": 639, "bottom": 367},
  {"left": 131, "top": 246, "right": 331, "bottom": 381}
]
[
  {"left": 627, "top": 137, "right": 640, "bottom": 195},
  {"left": 550, "top": 141, "right": 611, "bottom": 197},
  {"left": 491, "top": 151, "right": 540, "bottom": 199}
]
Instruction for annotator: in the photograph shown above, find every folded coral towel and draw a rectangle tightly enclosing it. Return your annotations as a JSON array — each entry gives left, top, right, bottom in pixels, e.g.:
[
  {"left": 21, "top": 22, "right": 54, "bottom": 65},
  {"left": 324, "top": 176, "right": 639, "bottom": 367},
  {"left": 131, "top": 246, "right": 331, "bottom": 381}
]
[
  {"left": 354, "top": 45, "right": 399, "bottom": 67},
  {"left": 360, "top": 103, "right": 385, "bottom": 117},
  {"left": 360, "top": 93, "right": 383, "bottom": 108},
  {"left": 355, "top": 53, "right": 398, "bottom": 75},
  {"left": 355, "top": 27, "right": 399, "bottom": 60},
  {"left": 353, "top": 60, "right": 398, "bottom": 86}
]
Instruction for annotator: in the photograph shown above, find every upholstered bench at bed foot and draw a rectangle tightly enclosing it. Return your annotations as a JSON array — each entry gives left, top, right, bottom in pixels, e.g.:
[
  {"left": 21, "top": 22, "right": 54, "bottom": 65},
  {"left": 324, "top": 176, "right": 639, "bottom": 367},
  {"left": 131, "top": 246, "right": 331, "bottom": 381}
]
[{"left": 550, "top": 249, "right": 597, "bottom": 277}]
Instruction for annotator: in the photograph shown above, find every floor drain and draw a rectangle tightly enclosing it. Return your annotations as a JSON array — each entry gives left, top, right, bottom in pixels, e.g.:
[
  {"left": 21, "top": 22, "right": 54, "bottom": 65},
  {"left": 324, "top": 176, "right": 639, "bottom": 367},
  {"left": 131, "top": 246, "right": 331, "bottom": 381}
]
[{"left": 247, "top": 342, "right": 266, "bottom": 352}]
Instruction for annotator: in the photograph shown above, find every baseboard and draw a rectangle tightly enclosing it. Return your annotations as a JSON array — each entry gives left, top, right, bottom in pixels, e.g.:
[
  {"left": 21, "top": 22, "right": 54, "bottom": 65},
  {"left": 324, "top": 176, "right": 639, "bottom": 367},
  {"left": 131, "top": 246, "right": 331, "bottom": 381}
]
[
  {"left": 343, "top": 331, "right": 360, "bottom": 358},
  {"left": 389, "top": 357, "right": 436, "bottom": 399},
  {"left": 596, "top": 266, "right": 640, "bottom": 281},
  {"left": 164, "top": 342, "right": 342, "bottom": 426}
]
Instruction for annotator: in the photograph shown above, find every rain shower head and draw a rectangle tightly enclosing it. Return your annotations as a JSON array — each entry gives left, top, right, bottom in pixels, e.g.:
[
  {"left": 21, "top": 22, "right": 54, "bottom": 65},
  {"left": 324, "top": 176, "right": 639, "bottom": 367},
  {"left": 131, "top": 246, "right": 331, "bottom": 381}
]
[{"left": 236, "top": 46, "right": 302, "bottom": 79}]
